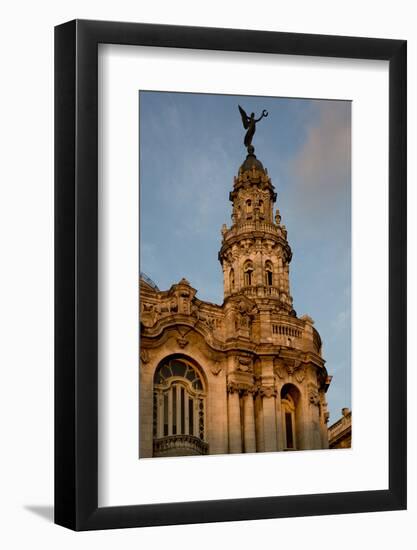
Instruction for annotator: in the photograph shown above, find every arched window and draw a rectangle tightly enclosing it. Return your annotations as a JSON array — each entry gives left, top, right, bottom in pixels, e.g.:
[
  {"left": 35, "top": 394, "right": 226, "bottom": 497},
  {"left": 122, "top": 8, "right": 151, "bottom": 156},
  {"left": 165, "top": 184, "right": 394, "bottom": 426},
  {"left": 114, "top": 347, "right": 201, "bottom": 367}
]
[
  {"left": 246, "top": 199, "right": 253, "bottom": 218},
  {"left": 258, "top": 199, "right": 264, "bottom": 215},
  {"left": 229, "top": 268, "right": 235, "bottom": 292},
  {"left": 281, "top": 384, "right": 301, "bottom": 450},
  {"left": 153, "top": 357, "right": 208, "bottom": 457},
  {"left": 265, "top": 260, "right": 273, "bottom": 286},
  {"left": 243, "top": 260, "right": 254, "bottom": 286}
]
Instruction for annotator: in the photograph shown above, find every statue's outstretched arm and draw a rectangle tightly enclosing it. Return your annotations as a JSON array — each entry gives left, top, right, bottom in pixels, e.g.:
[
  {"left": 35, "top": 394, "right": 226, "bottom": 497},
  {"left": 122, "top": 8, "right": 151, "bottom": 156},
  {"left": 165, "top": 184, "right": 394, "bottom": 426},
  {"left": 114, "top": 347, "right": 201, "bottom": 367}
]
[{"left": 254, "top": 109, "right": 269, "bottom": 123}]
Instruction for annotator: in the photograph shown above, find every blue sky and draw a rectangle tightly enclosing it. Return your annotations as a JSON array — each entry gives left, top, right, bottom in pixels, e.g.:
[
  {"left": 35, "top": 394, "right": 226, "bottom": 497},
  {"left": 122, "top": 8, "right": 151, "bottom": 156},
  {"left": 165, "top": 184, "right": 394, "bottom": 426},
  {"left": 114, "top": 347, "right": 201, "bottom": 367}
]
[{"left": 139, "top": 91, "right": 351, "bottom": 424}]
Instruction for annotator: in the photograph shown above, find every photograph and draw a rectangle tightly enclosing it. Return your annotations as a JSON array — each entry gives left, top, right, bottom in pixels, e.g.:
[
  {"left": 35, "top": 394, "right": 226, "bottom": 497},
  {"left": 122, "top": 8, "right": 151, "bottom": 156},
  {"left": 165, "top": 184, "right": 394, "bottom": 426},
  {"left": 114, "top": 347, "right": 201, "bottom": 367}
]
[
  {"left": 0, "top": 0, "right": 409, "bottom": 542},
  {"left": 139, "top": 91, "right": 352, "bottom": 458}
]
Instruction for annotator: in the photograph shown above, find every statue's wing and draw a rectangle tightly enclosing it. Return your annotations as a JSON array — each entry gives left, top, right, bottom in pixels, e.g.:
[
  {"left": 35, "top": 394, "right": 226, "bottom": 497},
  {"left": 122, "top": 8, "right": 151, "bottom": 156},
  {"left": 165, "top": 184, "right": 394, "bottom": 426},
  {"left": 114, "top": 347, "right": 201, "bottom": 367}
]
[{"left": 238, "top": 105, "right": 249, "bottom": 129}]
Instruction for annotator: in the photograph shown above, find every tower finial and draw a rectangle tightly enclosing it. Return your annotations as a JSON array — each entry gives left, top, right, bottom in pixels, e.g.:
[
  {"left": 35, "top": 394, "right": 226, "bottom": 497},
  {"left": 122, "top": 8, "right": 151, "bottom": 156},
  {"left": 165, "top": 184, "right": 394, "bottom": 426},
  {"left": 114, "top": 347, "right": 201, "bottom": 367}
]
[{"left": 238, "top": 105, "right": 268, "bottom": 153}]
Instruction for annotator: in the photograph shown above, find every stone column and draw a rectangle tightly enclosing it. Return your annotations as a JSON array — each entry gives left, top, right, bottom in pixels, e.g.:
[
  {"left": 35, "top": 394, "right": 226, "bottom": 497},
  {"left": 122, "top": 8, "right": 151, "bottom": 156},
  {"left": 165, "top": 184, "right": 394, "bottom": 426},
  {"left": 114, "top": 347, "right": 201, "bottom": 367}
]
[
  {"left": 319, "top": 390, "right": 330, "bottom": 449},
  {"left": 278, "top": 257, "right": 284, "bottom": 291},
  {"left": 255, "top": 392, "right": 265, "bottom": 452},
  {"left": 254, "top": 245, "right": 263, "bottom": 286},
  {"left": 284, "top": 264, "right": 290, "bottom": 294},
  {"left": 275, "top": 389, "right": 284, "bottom": 451},
  {"left": 243, "top": 389, "right": 256, "bottom": 453},
  {"left": 305, "top": 382, "right": 322, "bottom": 449},
  {"left": 261, "top": 386, "right": 278, "bottom": 452},
  {"left": 228, "top": 384, "right": 242, "bottom": 454},
  {"left": 139, "top": 358, "right": 155, "bottom": 458},
  {"left": 259, "top": 307, "right": 273, "bottom": 344},
  {"left": 259, "top": 358, "right": 278, "bottom": 452},
  {"left": 156, "top": 389, "right": 164, "bottom": 438}
]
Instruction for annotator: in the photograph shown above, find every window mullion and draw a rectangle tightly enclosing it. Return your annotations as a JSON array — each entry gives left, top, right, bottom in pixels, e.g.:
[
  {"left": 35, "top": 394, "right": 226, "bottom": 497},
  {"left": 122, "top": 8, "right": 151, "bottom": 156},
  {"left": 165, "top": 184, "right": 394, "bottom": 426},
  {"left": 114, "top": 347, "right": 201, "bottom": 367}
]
[
  {"left": 193, "top": 397, "right": 199, "bottom": 436},
  {"left": 157, "top": 389, "right": 163, "bottom": 438},
  {"left": 168, "top": 387, "right": 173, "bottom": 436},
  {"left": 176, "top": 385, "right": 181, "bottom": 435}
]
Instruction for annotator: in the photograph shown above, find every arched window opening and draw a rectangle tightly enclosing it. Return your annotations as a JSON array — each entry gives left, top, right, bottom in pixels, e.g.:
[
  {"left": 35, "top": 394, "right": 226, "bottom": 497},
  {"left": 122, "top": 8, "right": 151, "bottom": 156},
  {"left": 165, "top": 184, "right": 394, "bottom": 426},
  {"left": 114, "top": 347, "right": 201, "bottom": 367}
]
[
  {"left": 243, "top": 260, "right": 254, "bottom": 286},
  {"left": 153, "top": 357, "right": 208, "bottom": 457},
  {"left": 246, "top": 199, "right": 253, "bottom": 218},
  {"left": 265, "top": 260, "right": 273, "bottom": 286},
  {"left": 281, "top": 384, "right": 301, "bottom": 451},
  {"left": 258, "top": 199, "right": 264, "bottom": 215},
  {"left": 229, "top": 268, "right": 235, "bottom": 292}
]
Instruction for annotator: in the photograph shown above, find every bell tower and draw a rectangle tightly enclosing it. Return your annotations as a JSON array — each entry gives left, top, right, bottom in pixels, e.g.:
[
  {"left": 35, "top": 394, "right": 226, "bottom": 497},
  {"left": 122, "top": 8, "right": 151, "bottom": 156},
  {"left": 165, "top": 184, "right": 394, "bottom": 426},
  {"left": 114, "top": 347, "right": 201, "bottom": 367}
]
[{"left": 219, "top": 145, "right": 294, "bottom": 315}]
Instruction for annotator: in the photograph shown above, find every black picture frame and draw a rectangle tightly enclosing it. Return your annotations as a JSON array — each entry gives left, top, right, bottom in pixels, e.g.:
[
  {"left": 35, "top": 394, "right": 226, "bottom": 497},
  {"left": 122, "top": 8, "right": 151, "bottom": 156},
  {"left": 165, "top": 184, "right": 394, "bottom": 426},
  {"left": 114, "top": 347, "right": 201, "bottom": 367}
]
[{"left": 55, "top": 19, "right": 407, "bottom": 531}]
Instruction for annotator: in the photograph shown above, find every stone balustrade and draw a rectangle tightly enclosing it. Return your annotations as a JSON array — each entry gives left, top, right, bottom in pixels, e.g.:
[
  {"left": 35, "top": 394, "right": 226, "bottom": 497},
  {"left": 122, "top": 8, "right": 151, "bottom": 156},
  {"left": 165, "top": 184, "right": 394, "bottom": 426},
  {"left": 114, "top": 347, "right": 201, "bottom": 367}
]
[
  {"left": 272, "top": 324, "right": 302, "bottom": 338},
  {"left": 241, "top": 285, "right": 281, "bottom": 298},
  {"left": 222, "top": 220, "right": 282, "bottom": 241},
  {"left": 153, "top": 434, "right": 209, "bottom": 457}
]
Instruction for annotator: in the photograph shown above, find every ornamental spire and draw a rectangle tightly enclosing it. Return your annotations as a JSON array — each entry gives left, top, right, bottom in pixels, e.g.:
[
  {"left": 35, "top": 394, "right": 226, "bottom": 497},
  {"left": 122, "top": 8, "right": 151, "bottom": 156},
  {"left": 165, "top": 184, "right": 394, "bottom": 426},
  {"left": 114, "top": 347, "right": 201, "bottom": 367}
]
[{"left": 218, "top": 108, "right": 294, "bottom": 314}]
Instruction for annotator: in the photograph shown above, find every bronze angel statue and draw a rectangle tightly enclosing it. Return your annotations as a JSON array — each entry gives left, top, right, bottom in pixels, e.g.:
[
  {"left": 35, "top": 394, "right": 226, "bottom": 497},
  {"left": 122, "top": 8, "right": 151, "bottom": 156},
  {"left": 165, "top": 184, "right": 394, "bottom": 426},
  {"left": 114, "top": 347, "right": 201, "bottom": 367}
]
[{"left": 238, "top": 105, "right": 268, "bottom": 150}]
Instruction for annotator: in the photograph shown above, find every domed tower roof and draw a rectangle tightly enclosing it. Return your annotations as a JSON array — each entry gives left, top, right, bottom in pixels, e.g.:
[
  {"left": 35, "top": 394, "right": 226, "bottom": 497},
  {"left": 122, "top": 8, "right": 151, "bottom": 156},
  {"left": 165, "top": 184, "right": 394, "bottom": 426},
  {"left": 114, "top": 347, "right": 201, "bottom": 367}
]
[
  {"left": 231, "top": 145, "right": 275, "bottom": 202},
  {"left": 239, "top": 146, "right": 265, "bottom": 174}
]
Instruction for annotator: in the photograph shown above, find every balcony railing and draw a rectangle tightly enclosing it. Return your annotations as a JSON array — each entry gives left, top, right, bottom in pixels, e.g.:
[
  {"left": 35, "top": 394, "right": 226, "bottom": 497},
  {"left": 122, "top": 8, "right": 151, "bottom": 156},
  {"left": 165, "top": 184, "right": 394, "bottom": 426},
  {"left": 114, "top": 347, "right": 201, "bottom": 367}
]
[
  {"left": 241, "top": 285, "right": 280, "bottom": 298},
  {"left": 272, "top": 324, "right": 302, "bottom": 338},
  {"left": 223, "top": 221, "right": 281, "bottom": 240},
  {"left": 153, "top": 435, "right": 209, "bottom": 457}
]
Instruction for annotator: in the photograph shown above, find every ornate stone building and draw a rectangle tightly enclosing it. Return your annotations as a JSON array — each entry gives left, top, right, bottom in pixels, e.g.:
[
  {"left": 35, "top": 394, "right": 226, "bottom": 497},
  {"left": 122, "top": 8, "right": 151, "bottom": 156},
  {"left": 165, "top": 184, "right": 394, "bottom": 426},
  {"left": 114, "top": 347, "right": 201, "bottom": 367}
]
[
  {"left": 140, "top": 146, "right": 332, "bottom": 458},
  {"left": 329, "top": 408, "right": 352, "bottom": 449}
]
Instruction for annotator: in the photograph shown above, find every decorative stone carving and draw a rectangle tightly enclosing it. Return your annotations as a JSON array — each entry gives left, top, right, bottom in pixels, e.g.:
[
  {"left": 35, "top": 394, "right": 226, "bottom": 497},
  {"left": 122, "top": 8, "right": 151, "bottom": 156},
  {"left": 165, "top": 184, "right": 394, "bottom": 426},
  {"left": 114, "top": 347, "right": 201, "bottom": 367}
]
[
  {"left": 258, "top": 385, "right": 277, "bottom": 398},
  {"left": 153, "top": 434, "right": 208, "bottom": 457},
  {"left": 176, "top": 337, "right": 189, "bottom": 349},
  {"left": 199, "top": 314, "right": 216, "bottom": 330},
  {"left": 140, "top": 349, "right": 150, "bottom": 365},
  {"left": 276, "top": 365, "right": 286, "bottom": 379},
  {"left": 308, "top": 384, "right": 320, "bottom": 406},
  {"left": 227, "top": 381, "right": 255, "bottom": 394},
  {"left": 287, "top": 359, "right": 300, "bottom": 375},
  {"left": 236, "top": 356, "right": 252, "bottom": 372},
  {"left": 275, "top": 359, "right": 304, "bottom": 382},
  {"left": 141, "top": 302, "right": 158, "bottom": 327},
  {"left": 190, "top": 303, "right": 199, "bottom": 319},
  {"left": 240, "top": 385, "right": 256, "bottom": 397},
  {"left": 294, "top": 365, "right": 306, "bottom": 383},
  {"left": 235, "top": 299, "right": 257, "bottom": 329},
  {"left": 275, "top": 209, "right": 282, "bottom": 225},
  {"left": 210, "top": 362, "right": 223, "bottom": 376}
]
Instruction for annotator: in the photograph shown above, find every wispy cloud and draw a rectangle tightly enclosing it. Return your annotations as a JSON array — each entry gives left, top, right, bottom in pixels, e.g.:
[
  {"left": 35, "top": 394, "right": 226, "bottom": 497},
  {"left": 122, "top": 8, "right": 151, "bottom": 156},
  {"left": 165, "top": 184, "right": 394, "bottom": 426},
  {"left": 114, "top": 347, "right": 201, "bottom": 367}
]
[{"left": 291, "top": 101, "right": 351, "bottom": 193}]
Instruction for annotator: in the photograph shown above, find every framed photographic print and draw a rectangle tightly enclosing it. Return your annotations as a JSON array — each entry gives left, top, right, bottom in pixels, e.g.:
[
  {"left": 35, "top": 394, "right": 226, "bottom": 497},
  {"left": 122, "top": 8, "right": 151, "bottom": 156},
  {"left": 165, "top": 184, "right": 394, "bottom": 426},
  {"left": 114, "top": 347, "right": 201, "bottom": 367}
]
[{"left": 55, "top": 20, "right": 406, "bottom": 530}]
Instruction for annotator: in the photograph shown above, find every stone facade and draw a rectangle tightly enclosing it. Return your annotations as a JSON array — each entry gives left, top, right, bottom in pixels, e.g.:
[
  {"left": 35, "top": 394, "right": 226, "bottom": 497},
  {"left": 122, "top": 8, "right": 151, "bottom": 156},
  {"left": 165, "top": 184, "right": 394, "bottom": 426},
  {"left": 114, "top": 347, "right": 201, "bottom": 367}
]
[
  {"left": 328, "top": 408, "right": 352, "bottom": 449},
  {"left": 140, "top": 148, "right": 332, "bottom": 458}
]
